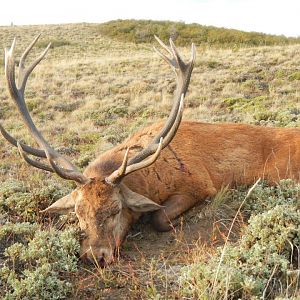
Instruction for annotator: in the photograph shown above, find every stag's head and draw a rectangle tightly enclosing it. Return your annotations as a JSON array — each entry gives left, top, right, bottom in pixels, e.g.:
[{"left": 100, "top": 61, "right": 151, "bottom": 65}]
[{"left": 0, "top": 35, "right": 195, "bottom": 266}]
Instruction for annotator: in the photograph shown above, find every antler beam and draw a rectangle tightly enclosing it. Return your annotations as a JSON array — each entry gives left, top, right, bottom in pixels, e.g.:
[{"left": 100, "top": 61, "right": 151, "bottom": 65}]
[
  {"left": 105, "top": 37, "right": 196, "bottom": 185},
  {"left": 1, "top": 36, "right": 89, "bottom": 185}
]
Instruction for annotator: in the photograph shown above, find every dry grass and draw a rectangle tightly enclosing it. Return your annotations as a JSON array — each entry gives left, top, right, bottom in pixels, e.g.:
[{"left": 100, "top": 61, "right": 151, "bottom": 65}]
[{"left": 1, "top": 24, "right": 300, "bottom": 177}]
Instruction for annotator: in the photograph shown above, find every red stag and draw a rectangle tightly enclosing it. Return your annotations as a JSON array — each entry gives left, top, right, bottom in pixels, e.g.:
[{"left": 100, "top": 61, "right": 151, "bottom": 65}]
[{"left": 1, "top": 36, "right": 296, "bottom": 266}]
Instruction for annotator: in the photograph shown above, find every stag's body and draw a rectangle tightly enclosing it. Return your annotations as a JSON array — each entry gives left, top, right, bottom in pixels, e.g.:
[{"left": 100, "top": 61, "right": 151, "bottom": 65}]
[{"left": 85, "top": 120, "right": 300, "bottom": 231}]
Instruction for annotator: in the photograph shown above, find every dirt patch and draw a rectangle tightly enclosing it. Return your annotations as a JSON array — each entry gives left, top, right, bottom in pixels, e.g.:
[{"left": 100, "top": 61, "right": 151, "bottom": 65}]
[{"left": 73, "top": 202, "right": 241, "bottom": 299}]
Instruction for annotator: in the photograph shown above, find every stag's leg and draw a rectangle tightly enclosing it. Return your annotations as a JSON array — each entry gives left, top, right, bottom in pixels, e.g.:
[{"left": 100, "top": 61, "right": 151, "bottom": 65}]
[{"left": 151, "top": 194, "right": 199, "bottom": 232}]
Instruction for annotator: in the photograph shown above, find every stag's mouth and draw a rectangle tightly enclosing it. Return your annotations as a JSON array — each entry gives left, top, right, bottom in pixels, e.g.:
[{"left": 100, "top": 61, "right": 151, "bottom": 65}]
[
  {"left": 81, "top": 253, "right": 115, "bottom": 267},
  {"left": 80, "top": 245, "right": 117, "bottom": 267}
]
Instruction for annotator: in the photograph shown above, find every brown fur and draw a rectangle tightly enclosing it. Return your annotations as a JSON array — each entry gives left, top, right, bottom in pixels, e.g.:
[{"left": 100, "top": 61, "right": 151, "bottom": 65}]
[{"left": 86, "top": 120, "right": 300, "bottom": 202}]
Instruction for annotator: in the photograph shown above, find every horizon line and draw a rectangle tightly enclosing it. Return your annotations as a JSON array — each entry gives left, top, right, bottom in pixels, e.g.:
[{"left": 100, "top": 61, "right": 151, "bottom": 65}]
[{"left": 0, "top": 19, "right": 298, "bottom": 39}]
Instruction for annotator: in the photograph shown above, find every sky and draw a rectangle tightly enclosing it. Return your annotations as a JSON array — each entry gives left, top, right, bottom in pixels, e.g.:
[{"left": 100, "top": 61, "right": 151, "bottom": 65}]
[{"left": 0, "top": 0, "right": 299, "bottom": 37}]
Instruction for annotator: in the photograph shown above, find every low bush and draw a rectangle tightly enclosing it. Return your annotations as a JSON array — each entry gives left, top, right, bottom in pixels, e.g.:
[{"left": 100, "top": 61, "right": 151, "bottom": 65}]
[
  {"left": 0, "top": 179, "right": 72, "bottom": 222},
  {"left": 179, "top": 180, "right": 300, "bottom": 299},
  {"left": 0, "top": 223, "right": 79, "bottom": 300},
  {"left": 37, "top": 39, "right": 72, "bottom": 49}
]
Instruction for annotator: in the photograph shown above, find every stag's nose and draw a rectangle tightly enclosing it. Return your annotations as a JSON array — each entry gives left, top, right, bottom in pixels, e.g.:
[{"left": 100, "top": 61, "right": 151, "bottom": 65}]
[
  {"left": 96, "top": 256, "right": 106, "bottom": 268},
  {"left": 83, "top": 247, "right": 115, "bottom": 267}
]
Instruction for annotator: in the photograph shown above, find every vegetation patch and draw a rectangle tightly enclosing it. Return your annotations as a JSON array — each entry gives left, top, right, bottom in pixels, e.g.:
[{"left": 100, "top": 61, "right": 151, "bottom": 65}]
[
  {"left": 80, "top": 103, "right": 129, "bottom": 127},
  {"left": 178, "top": 180, "right": 300, "bottom": 299},
  {"left": 37, "top": 39, "right": 72, "bottom": 49},
  {"left": 0, "top": 223, "right": 79, "bottom": 300},
  {"left": 253, "top": 107, "right": 300, "bottom": 127},
  {"left": 289, "top": 71, "right": 300, "bottom": 81},
  {"left": 0, "top": 179, "right": 72, "bottom": 222},
  {"left": 222, "top": 96, "right": 269, "bottom": 113}
]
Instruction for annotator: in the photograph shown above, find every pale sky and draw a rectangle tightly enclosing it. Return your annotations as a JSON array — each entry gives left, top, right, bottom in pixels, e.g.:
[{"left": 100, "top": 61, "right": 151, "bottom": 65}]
[{"left": 0, "top": 0, "right": 299, "bottom": 37}]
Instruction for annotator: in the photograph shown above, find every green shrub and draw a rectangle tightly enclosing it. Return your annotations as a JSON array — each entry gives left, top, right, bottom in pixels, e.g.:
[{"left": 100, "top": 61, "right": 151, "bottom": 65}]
[
  {"left": 207, "top": 60, "right": 221, "bottom": 69},
  {"left": 0, "top": 179, "right": 72, "bottom": 222},
  {"left": 103, "top": 124, "right": 131, "bottom": 145},
  {"left": 53, "top": 101, "right": 82, "bottom": 112},
  {"left": 222, "top": 96, "right": 268, "bottom": 113},
  {"left": 37, "top": 39, "right": 72, "bottom": 49},
  {"left": 244, "top": 179, "right": 300, "bottom": 214},
  {"left": 180, "top": 205, "right": 300, "bottom": 299},
  {"left": 253, "top": 107, "right": 300, "bottom": 127},
  {"left": 0, "top": 223, "right": 79, "bottom": 300},
  {"left": 82, "top": 103, "right": 128, "bottom": 127}
]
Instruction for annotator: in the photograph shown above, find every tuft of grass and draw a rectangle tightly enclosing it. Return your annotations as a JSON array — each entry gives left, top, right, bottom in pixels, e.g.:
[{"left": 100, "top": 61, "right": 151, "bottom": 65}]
[{"left": 289, "top": 71, "right": 300, "bottom": 81}]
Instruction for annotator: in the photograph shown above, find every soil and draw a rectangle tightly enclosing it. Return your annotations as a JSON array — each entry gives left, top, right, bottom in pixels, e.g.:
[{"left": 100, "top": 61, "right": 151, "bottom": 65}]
[{"left": 72, "top": 202, "right": 241, "bottom": 299}]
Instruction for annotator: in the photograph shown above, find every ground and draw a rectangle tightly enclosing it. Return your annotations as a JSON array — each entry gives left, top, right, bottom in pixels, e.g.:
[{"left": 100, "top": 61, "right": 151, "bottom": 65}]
[{"left": 73, "top": 200, "right": 240, "bottom": 299}]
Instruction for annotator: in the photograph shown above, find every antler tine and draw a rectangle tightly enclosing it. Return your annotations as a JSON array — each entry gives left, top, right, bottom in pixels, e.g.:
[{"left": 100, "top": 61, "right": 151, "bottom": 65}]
[
  {"left": 19, "top": 34, "right": 40, "bottom": 67},
  {"left": 0, "top": 124, "right": 46, "bottom": 158},
  {"left": 117, "top": 148, "right": 130, "bottom": 177},
  {"left": 106, "top": 138, "right": 163, "bottom": 185},
  {"left": 123, "top": 137, "right": 163, "bottom": 176},
  {"left": 2, "top": 36, "right": 89, "bottom": 185},
  {"left": 18, "top": 34, "right": 40, "bottom": 88},
  {"left": 17, "top": 142, "right": 53, "bottom": 172},
  {"left": 19, "top": 42, "right": 51, "bottom": 93},
  {"left": 154, "top": 35, "right": 173, "bottom": 56},
  {"left": 106, "top": 92, "right": 185, "bottom": 186},
  {"left": 127, "top": 38, "right": 195, "bottom": 167},
  {"left": 169, "top": 38, "right": 185, "bottom": 69},
  {"left": 190, "top": 43, "right": 196, "bottom": 64},
  {"left": 153, "top": 46, "right": 175, "bottom": 69},
  {"left": 105, "top": 148, "right": 130, "bottom": 185}
]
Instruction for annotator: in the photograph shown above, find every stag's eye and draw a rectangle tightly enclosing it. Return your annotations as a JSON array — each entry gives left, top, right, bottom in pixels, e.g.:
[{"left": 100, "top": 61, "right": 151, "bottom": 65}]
[
  {"left": 98, "top": 208, "right": 120, "bottom": 227},
  {"left": 111, "top": 207, "right": 120, "bottom": 216},
  {"left": 79, "top": 230, "right": 87, "bottom": 241}
]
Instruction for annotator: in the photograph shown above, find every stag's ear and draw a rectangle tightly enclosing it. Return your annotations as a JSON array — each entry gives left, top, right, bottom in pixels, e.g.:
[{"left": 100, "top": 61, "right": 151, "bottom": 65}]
[
  {"left": 40, "top": 194, "right": 75, "bottom": 214},
  {"left": 119, "top": 184, "right": 162, "bottom": 212}
]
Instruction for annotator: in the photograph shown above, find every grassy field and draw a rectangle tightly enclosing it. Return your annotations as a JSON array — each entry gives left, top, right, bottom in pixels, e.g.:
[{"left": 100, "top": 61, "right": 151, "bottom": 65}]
[{"left": 0, "top": 22, "right": 300, "bottom": 299}]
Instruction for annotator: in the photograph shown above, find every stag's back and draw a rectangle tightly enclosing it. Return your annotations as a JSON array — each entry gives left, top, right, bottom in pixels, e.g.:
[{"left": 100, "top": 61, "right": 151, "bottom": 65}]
[
  {"left": 86, "top": 121, "right": 300, "bottom": 195},
  {"left": 170, "top": 121, "right": 300, "bottom": 187}
]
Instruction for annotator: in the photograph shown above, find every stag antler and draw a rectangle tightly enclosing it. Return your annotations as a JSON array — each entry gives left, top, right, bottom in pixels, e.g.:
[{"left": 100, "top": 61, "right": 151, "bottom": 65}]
[
  {"left": 1, "top": 36, "right": 195, "bottom": 187},
  {"left": 1, "top": 35, "right": 89, "bottom": 185},
  {"left": 105, "top": 37, "right": 196, "bottom": 185}
]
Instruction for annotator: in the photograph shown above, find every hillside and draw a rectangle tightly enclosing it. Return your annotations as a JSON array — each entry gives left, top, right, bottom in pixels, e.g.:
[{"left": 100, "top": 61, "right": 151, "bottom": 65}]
[
  {"left": 0, "top": 22, "right": 299, "bottom": 299},
  {"left": 98, "top": 19, "right": 300, "bottom": 47}
]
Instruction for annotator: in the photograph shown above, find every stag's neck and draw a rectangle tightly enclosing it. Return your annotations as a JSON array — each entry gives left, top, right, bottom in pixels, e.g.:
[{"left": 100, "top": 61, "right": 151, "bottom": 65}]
[
  {"left": 83, "top": 133, "right": 164, "bottom": 199},
  {"left": 84, "top": 149, "right": 125, "bottom": 179}
]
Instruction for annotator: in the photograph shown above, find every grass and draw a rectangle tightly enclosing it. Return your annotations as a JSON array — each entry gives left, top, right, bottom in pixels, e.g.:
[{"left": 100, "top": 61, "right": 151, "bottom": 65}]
[{"left": 0, "top": 22, "right": 299, "bottom": 299}]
